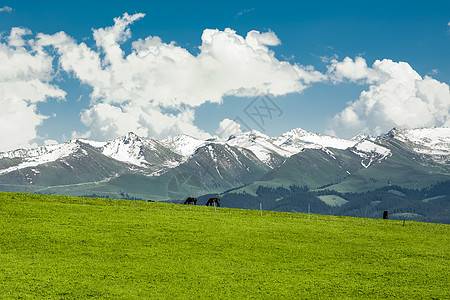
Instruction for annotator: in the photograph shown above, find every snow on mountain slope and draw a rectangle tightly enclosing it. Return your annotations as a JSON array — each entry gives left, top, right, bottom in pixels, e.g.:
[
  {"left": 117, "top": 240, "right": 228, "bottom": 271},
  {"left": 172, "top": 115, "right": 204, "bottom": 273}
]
[
  {"left": 390, "top": 127, "right": 450, "bottom": 156},
  {"left": 77, "top": 139, "right": 107, "bottom": 148},
  {"left": 161, "top": 134, "right": 206, "bottom": 157},
  {"left": 225, "top": 130, "right": 292, "bottom": 164},
  {"left": 1, "top": 127, "right": 447, "bottom": 178},
  {"left": 354, "top": 140, "right": 391, "bottom": 157},
  {"left": 350, "top": 140, "right": 392, "bottom": 168},
  {"left": 0, "top": 141, "right": 81, "bottom": 175},
  {"left": 351, "top": 133, "right": 372, "bottom": 142},
  {"left": 273, "top": 128, "right": 357, "bottom": 151},
  {"left": 98, "top": 132, "right": 184, "bottom": 170},
  {"left": 100, "top": 132, "right": 151, "bottom": 167}
]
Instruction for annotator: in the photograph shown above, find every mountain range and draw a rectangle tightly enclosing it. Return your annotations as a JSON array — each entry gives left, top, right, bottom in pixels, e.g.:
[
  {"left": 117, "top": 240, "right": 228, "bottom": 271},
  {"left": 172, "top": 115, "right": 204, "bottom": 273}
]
[{"left": 1, "top": 127, "right": 449, "bottom": 221}]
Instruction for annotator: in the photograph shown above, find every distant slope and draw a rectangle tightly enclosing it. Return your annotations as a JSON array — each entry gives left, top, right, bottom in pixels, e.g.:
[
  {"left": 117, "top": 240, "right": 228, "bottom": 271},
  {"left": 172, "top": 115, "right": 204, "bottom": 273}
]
[
  {"left": 326, "top": 130, "right": 450, "bottom": 192},
  {"left": 0, "top": 141, "right": 130, "bottom": 187},
  {"left": 212, "top": 181, "right": 450, "bottom": 224}
]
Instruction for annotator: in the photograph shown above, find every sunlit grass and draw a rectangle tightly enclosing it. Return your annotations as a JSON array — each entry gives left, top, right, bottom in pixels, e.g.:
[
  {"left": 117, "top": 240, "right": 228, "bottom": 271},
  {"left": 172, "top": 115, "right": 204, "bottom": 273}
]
[{"left": 0, "top": 192, "right": 448, "bottom": 299}]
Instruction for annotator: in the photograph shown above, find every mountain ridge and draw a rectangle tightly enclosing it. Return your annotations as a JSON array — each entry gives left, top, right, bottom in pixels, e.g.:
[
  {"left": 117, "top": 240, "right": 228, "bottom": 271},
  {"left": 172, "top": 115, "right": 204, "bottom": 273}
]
[{"left": 0, "top": 126, "right": 449, "bottom": 204}]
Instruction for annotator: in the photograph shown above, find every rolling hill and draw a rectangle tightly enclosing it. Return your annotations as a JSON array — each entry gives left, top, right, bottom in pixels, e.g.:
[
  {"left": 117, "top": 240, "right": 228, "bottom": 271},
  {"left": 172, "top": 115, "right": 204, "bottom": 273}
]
[{"left": 0, "top": 192, "right": 448, "bottom": 299}]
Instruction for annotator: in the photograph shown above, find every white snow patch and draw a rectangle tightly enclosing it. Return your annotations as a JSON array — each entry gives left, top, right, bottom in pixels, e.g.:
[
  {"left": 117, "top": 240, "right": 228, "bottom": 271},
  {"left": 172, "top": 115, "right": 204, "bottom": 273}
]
[
  {"left": 351, "top": 140, "right": 391, "bottom": 168},
  {"left": 354, "top": 140, "right": 391, "bottom": 157},
  {"left": 273, "top": 128, "right": 356, "bottom": 152},
  {"left": 100, "top": 133, "right": 158, "bottom": 167},
  {"left": 78, "top": 139, "right": 107, "bottom": 148},
  {"left": 226, "top": 130, "right": 292, "bottom": 163},
  {"left": 161, "top": 134, "right": 206, "bottom": 157},
  {"left": 391, "top": 127, "right": 450, "bottom": 158},
  {"left": 321, "top": 148, "right": 336, "bottom": 159},
  {"left": 0, "top": 142, "right": 80, "bottom": 175},
  {"left": 102, "top": 140, "right": 146, "bottom": 166}
]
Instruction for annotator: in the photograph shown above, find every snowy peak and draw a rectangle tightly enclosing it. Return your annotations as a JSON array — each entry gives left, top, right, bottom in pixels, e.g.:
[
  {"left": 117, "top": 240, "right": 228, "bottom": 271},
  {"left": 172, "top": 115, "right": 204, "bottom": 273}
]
[
  {"left": 102, "top": 139, "right": 144, "bottom": 167},
  {"left": 385, "top": 127, "right": 450, "bottom": 164},
  {"left": 121, "top": 132, "right": 142, "bottom": 143},
  {"left": 1, "top": 127, "right": 448, "bottom": 179},
  {"left": 223, "top": 128, "right": 357, "bottom": 167},
  {"left": 0, "top": 140, "right": 80, "bottom": 160},
  {"left": 161, "top": 134, "right": 206, "bottom": 157},
  {"left": 351, "top": 133, "right": 371, "bottom": 142},
  {"left": 273, "top": 127, "right": 356, "bottom": 152},
  {"left": 0, "top": 140, "right": 82, "bottom": 175},
  {"left": 100, "top": 132, "right": 161, "bottom": 167},
  {"left": 388, "top": 127, "right": 450, "bottom": 152},
  {"left": 225, "top": 130, "right": 291, "bottom": 165}
]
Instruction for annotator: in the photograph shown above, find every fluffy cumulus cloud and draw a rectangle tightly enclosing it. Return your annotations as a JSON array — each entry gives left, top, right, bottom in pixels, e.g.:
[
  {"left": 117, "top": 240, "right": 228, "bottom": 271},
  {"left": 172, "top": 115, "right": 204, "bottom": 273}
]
[
  {"left": 0, "top": 28, "right": 66, "bottom": 152},
  {"left": 37, "top": 13, "right": 325, "bottom": 141},
  {"left": 216, "top": 118, "right": 243, "bottom": 138},
  {"left": 327, "top": 57, "right": 450, "bottom": 137}
]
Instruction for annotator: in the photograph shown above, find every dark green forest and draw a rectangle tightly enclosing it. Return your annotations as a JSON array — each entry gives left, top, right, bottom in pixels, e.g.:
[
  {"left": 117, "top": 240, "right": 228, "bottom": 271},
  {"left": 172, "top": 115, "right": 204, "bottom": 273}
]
[{"left": 193, "top": 181, "right": 450, "bottom": 224}]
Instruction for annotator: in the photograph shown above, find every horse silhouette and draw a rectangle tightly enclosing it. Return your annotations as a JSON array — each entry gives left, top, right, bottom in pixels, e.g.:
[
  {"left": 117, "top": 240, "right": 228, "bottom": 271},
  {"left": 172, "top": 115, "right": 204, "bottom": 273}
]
[
  {"left": 206, "top": 197, "right": 220, "bottom": 207},
  {"left": 184, "top": 197, "right": 197, "bottom": 205}
]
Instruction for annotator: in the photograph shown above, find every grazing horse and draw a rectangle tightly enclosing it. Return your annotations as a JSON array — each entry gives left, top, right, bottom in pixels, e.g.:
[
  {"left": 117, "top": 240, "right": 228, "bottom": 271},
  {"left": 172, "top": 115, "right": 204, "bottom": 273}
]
[
  {"left": 206, "top": 197, "right": 220, "bottom": 207},
  {"left": 184, "top": 197, "right": 197, "bottom": 205}
]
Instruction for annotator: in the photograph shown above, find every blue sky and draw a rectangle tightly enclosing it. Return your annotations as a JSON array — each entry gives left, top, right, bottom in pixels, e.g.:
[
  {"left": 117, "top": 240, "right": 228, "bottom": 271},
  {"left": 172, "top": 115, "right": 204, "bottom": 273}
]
[{"left": 0, "top": 0, "right": 449, "bottom": 151}]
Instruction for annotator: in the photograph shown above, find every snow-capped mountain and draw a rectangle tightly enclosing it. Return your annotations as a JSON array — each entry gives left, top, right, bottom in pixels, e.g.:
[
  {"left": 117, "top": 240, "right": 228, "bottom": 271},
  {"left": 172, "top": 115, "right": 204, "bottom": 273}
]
[
  {"left": 350, "top": 140, "right": 392, "bottom": 168},
  {"left": 163, "top": 128, "right": 363, "bottom": 168},
  {"left": 0, "top": 126, "right": 448, "bottom": 200},
  {"left": 161, "top": 134, "right": 207, "bottom": 158},
  {"left": 386, "top": 127, "right": 450, "bottom": 164},
  {"left": 225, "top": 130, "right": 290, "bottom": 167},
  {"left": 0, "top": 141, "right": 81, "bottom": 175},
  {"left": 272, "top": 127, "right": 357, "bottom": 152},
  {"left": 351, "top": 133, "right": 372, "bottom": 142},
  {"left": 0, "top": 127, "right": 383, "bottom": 176},
  {"left": 93, "top": 132, "right": 182, "bottom": 169}
]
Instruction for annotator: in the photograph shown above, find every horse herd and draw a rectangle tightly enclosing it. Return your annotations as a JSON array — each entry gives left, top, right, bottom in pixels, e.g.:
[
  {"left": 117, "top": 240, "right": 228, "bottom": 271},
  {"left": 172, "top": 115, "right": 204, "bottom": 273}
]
[{"left": 184, "top": 197, "right": 220, "bottom": 207}]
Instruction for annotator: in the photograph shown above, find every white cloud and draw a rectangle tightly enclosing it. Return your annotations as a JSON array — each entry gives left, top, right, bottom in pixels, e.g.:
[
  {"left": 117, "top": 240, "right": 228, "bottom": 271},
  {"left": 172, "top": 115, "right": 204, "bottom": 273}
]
[
  {"left": 38, "top": 13, "right": 325, "bottom": 141},
  {"left": 73, "top": 102, "right": 211, "bottom": 141},
  {"left": 327, "top": 56, "right": 380, "bottom": 84},
  {"left": 0, "top": 28, "right": 66, "bottom": 152},
  {"left": 216, "top": 118, "right": 243, "bottom": 138},
  {"left": 0, "top": 6, "right": 12, "bottom": 13},
  {"left": 8, "top": 27, "right": 31, "bottom": 47},
  {"left": 327, "top": 57, "right": 450, "bottom": 137}
]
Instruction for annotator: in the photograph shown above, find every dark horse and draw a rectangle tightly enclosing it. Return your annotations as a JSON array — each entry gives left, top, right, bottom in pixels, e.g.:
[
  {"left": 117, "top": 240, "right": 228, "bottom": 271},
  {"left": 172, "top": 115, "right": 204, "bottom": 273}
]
[
  {"left": 206, "top": 197, "right": 220, "bottom": 207},
  {"left": 184, "top": 197, "right": 197, "bottom": 205}
]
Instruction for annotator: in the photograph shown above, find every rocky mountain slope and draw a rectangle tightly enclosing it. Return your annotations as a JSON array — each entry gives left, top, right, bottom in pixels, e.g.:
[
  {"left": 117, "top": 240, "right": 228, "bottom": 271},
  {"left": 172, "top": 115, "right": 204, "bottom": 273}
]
[{"left": 0, "top": 127, "right": 448, "bottom": 202}]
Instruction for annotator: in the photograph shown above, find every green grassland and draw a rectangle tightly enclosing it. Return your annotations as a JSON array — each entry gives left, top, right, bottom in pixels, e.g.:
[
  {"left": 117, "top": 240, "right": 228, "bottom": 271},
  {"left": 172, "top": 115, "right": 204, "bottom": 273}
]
[{"left": 0, "top": 192, "right": 449, "bottom": 299}]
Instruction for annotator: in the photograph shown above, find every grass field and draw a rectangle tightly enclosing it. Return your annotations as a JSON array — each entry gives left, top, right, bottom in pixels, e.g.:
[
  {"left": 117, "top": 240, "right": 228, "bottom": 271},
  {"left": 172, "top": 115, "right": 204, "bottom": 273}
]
[{"left": 0, "top": 192, "right": 449, "bottom": 299}]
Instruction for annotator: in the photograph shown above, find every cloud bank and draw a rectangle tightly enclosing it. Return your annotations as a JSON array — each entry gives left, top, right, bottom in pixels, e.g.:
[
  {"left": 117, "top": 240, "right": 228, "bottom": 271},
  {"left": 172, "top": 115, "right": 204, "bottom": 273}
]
[
  {"left": 0, "top": 28, "right": 66, "bottom": 152},
  {"left": 327, "top": 57, "right": 450, "bottom": 138},
  {"left": 1, "top": 13, "right": 448, "bottom": 152},
  {"left": 37, "top": 13, "right": 325, "bottom": 141}
]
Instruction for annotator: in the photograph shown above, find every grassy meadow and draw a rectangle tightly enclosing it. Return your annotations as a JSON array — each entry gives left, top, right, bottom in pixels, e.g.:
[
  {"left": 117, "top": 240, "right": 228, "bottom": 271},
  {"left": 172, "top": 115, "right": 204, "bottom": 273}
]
[{"left": 0, "top": 192, "right": 449, "bottom": 299}]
